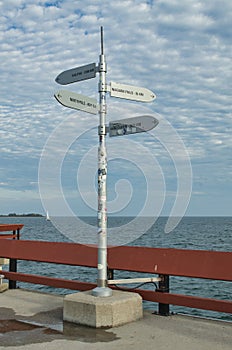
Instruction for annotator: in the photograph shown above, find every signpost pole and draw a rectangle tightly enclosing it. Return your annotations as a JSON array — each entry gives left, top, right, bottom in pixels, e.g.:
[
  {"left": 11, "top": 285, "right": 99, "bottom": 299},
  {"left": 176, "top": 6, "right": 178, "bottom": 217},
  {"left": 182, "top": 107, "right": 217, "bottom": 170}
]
[
  {"left": 54, "top": 26, "right": 158, "bottom": 298},
  {"left": 92, "top": 27, "right": 112, "bottom": 297}
]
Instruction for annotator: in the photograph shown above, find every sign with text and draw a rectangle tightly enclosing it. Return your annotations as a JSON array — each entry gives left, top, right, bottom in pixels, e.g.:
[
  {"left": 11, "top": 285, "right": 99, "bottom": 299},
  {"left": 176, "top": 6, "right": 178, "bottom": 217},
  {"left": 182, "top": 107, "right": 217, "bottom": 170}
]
[
  {"left": 109, "top": 82, "right": 156, "bottom": 102},
  {"left": 109, "top": 115, "right": 159, "bottom": 137},
  {"left": 55, "top": 63, "right": 97, "bottom": 85},
  {"left": 54, "top": 90, "right": 98, "bottom": 115}
]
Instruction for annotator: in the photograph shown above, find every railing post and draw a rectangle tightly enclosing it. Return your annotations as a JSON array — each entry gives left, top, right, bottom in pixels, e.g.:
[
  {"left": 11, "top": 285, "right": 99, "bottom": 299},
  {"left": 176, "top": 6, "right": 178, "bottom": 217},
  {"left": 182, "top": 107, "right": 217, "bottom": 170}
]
[
  {"left": 9, "top": 230, "right": 17, "bottom": 289},
  {"left": 107, "top": 267, "right": 114, "bottom": 281},
  {"left": 157, "top": 274, "right": 170, "bottom": 316},
  {"left": 17, "top": 228, "right": 20, "bottom": 240}
]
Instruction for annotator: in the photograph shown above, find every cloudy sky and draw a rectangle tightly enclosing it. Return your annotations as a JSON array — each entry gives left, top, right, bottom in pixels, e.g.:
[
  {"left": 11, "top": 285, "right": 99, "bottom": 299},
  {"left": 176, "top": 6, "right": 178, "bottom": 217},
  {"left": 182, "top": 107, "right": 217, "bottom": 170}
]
[{"left": 0, "top": 0, "right": 231, "bottom": 218}]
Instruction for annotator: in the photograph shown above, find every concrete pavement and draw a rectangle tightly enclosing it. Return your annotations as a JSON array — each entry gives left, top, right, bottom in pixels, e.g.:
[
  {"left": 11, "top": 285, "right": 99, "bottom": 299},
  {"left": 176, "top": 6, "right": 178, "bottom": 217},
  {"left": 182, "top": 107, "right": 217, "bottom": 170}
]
[{"left": 0, "top": 289, "right": 231, "bottom": 350}]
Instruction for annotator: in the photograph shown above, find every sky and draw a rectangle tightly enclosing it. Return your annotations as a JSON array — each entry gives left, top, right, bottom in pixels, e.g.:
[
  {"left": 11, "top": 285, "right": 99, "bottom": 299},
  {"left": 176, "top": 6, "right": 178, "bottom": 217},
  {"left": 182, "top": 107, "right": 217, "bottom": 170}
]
[{"left": 0, "top": 0, "right": 231, "bottom": 220}]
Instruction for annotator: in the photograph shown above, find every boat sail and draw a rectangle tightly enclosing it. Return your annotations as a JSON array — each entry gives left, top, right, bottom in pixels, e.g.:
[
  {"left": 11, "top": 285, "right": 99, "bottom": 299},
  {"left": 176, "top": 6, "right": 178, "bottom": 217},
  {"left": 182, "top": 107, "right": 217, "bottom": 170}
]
[{"left": 46, "top": 211, "right": 50, "bottom": 221}]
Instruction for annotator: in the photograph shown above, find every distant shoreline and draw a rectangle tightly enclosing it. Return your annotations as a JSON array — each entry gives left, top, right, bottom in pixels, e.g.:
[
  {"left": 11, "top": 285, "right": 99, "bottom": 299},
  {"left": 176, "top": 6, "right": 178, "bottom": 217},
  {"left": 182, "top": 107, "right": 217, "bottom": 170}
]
[{"left": 0, "top": 213, "right": 44, "bottom": 217}]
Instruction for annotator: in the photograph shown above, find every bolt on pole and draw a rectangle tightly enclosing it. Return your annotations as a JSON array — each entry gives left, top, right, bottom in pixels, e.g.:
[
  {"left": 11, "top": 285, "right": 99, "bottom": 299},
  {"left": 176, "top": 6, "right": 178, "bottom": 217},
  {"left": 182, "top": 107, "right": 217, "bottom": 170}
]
[{"left": 92, "top": 27, "right": 112, "bottom": 297}]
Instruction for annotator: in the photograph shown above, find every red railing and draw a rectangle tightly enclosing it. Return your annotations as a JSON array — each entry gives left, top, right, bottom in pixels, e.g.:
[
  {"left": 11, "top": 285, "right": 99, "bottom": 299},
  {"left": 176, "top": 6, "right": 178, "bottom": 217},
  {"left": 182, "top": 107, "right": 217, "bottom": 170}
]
[
  {"left": 0, "top": 238, "right": 231, "bottom": 316},
  {"left": 0, "top": 224, "right": 23, "bottom": 239},
  {"left": 0, "top": 224, "right": 24, "bottom": 289}
]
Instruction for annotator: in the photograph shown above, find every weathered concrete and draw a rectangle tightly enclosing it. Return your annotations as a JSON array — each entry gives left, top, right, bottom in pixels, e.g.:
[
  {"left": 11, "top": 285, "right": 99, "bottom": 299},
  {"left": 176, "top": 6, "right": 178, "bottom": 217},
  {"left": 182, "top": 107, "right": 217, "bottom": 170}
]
[
  {"left": 0, "top": 258, "right": 9, "bottom": 292},
  {"left": 63, "top": 290, "right": 143, "bottom": 328},
  {"left": 0, "top": 289, "right": 231, "bottom": 350},
  {"left": 0, "top": 258, "right": 9, "bottom": 265},
  {"left": 0, "top": 282, "right": 8, "bottom": 293}
]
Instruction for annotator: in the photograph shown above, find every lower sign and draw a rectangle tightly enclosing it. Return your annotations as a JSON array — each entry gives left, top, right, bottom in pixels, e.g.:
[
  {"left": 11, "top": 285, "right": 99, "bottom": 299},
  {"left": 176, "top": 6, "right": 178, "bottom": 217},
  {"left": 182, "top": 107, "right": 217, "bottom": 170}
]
[
  {"left": 109, "top": 115, "right": 159, "bottom": 137},
  {"left": 54, "top": 90, "right": 98, "bottom": 115}
]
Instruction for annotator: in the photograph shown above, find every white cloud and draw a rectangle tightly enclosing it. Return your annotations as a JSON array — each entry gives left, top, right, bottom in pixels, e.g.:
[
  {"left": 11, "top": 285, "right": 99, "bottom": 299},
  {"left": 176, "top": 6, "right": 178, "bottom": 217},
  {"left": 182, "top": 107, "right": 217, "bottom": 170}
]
[{"left": 0, "top": 0, "right": 231, "bottom": 215}]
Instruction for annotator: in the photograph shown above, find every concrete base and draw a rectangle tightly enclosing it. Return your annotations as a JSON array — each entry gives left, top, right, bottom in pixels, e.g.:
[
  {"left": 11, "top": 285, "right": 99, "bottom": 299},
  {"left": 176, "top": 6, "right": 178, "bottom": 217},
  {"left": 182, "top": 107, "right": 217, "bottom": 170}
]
[
  {"left": 0, "top": 258, "right": 9, "bottom": 265},
  {"left": 0, "top": 283, "right": 8, "bottom": 293},
  {"left": 63, "top": 290, "right": 143, "bottom": 328}
]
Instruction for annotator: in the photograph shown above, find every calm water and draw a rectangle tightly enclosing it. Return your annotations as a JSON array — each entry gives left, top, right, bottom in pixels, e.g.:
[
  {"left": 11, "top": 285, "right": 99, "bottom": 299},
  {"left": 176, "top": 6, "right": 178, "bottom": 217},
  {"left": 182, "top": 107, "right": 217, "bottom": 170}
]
[{"left": 1, "top": 216, "right": 231, "bottom": 322}]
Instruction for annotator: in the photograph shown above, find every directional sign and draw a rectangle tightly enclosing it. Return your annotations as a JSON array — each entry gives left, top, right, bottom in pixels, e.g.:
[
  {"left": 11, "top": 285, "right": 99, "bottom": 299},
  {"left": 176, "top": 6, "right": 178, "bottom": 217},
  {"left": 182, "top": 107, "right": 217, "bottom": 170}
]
[
  {"left": 109, "top": 82, "right": 156, "bottom": 103},
  {"left": 54, "top": 90, "right": 98, "bottom": 115},
  {"left": 109, "top": 115, "right": 159, "bottom": 137},
  {"left": 55, "top": 63, "right": 97, "bottom": 85}
]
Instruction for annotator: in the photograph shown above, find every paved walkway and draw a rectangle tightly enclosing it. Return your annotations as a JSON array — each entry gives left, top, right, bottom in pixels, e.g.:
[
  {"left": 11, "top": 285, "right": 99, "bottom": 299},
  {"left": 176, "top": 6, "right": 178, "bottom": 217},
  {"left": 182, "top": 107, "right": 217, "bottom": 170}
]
[{"left": 0, "top": 289, "right": 231, "bottom": 350}]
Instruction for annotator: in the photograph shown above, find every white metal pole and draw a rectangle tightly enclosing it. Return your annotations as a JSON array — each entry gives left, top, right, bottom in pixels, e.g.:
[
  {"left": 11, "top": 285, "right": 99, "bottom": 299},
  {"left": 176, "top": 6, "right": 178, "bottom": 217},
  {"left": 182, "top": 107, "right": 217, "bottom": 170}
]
[{"left": 92, "top": 27, "right": 112, "bottom": 297}]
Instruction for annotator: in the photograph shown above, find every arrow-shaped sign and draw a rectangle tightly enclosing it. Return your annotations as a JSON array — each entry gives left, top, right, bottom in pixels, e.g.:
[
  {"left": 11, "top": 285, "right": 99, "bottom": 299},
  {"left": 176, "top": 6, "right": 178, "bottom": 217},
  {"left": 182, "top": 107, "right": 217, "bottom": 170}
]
[
  {"left": 54, "top": 90, "right": 98, "bottom": 115},
  {"left": 109, "top": 115, "right": 159, "bottom": 137},
  {"left": 109, "top": 82, "right": 156, "bottom": 103},
  {"left": 55, "top": 63, "right": 97, "bottom": 85}
]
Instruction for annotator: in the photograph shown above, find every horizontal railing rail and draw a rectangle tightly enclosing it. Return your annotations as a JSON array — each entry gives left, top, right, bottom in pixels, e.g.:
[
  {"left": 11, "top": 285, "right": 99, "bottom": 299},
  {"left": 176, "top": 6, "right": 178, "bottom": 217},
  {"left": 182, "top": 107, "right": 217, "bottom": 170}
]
[{"left": 0, "top": 239, "right": 231, "bottom": 316}]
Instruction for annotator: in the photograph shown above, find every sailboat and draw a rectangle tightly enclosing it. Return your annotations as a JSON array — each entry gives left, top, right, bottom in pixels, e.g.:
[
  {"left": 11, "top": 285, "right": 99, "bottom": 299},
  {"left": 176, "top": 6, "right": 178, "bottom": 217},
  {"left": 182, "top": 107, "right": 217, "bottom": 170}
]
[{"left": 46, "top": 211, "right": 50, "bottom": 221}]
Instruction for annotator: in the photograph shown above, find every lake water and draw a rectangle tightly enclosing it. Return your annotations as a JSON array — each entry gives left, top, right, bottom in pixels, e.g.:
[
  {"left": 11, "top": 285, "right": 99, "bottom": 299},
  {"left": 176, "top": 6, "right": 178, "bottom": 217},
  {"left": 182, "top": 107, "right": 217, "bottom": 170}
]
[{"left": 0, "top": 216, "right": 231, "bottom": 322}]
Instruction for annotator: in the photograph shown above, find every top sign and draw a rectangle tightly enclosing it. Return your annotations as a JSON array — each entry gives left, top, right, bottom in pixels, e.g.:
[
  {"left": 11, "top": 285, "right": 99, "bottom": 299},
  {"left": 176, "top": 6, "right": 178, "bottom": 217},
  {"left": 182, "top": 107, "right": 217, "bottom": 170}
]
[
  {"left": 55, "top": 63, "right": 97, "bottom": 85},
  {"left": 109, "top": 115, "right": 159, "bottom": 137},
  {"left": 109, "top": 82, "right": 156, "bottom": 103}
]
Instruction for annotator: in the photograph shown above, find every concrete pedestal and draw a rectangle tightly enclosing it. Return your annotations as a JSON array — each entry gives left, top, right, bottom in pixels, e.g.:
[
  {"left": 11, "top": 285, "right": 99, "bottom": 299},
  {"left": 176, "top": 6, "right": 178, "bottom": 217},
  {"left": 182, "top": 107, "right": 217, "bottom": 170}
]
[
  {"left": 0, "top": 258, "right": 9, "bottom": 265},
  {"left": 0, "top": 258, "right": 9, "bottom": 292},
  {"left": 63, "top": 290, "right": 143, "bottom": 328},
  {"left": 0, "top": 282, "right": 8, "bottom": 293}
]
